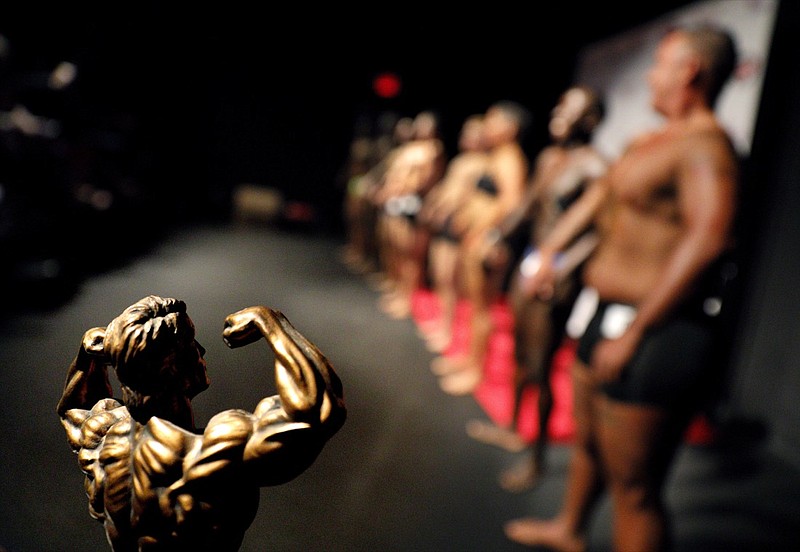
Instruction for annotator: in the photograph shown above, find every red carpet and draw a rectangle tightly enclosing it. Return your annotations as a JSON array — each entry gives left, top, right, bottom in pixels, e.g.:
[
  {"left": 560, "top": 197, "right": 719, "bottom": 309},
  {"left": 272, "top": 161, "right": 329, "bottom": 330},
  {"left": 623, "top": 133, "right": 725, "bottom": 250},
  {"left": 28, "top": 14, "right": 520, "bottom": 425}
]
[{"left": 411, "top": 287, "right": 715, "bottom": 446}]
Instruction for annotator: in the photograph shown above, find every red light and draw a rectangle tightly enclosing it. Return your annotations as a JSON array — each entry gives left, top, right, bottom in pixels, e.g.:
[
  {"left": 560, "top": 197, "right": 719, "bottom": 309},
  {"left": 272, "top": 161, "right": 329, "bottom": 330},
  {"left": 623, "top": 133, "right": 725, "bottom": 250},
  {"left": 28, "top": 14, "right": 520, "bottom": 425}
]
[{"left": 373, "top": 72, "right": 401, "bottom": 99}]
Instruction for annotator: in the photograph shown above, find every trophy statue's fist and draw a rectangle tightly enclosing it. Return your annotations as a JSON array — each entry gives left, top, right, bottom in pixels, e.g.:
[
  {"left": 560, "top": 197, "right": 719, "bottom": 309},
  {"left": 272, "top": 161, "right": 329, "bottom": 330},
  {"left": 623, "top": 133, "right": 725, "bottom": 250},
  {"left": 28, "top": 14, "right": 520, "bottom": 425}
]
[
  {"left": 222, "top": 306, "right": 276, "bottom": 348},
  {"left": 82, "top": 327, "right": 107, "bottom": 355}
]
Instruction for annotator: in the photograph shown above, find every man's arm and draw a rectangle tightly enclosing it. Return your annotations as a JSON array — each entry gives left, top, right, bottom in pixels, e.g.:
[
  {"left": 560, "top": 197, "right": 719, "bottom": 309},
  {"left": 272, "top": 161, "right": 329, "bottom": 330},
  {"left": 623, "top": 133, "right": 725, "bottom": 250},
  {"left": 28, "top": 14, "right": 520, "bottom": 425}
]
[
  {"left": 490, "top": 147, "right": 529, "bottom": 228},
  {"left": 478, "top": 152, "right": 551, "bottom": 271},
  {"left": 495, "top": 147, "right": 560, "bottom": 239},
  {"left": 592, "top": 132, "right": 738, "bottom": 382},
  {"left": 525, "top": 177, "right": 610, "bottom": 299},
  {"left": 624, "top": 133, "right": 737, "bottom": 337}
]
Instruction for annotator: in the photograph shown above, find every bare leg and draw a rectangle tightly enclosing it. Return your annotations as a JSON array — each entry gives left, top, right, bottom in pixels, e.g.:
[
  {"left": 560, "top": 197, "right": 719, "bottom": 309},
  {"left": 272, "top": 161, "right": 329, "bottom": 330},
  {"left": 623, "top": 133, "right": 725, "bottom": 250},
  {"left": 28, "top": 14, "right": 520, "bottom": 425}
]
[
  {"left": 596, "top": 396, "right": 687, "bottom": 552},
  {"left": 497, "top": 282, "right": 563, "bottom": 492},
  {"left": 504, "top": 362, "right": 603, "bottom": 551},
  {"left": 379, "top": 217, "right": 418, "bottom": 319},
  {"left": 375, "top": 214, "right": 400, "bottom": 309},
  {"left": 440, "top": 229, "right": 508, "bottom": 396},
  {"left": 438, "top": 290, "right": 493, "bottom": 395},
  {"left": 438, "top": 234, "right": 482, "bottom": 394},
  {"left": 422, "top": 238, "right": 460, "bottom": 353},
  {"left": 342, "top": 191, "right": 375, "bottom": 274},
  {"left": 466, "top": 292, "right": 550, "bottom": 473}
]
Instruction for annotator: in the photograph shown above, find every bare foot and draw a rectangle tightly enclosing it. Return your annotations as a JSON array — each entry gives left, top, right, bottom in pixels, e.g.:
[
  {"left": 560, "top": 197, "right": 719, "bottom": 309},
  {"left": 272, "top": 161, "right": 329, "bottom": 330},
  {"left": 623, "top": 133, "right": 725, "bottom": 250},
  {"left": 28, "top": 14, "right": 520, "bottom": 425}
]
[
  {"left": 416, "top": 319, "right": 451, "bottom": 353},
  {"left": 379, "top": 292, "right": 410, "bottom": 319},
  {"left": 416, "top": 318, "right": 439, "bottom": 338},
  {"left": 499, "top": 456, "right": 541, "bottom": 493},
  {"left": 465, "top": 419, "right": 527, "bottom": 453},
  {"left": 378, "top": 290, "right": 396, "bottom": 310},
  {"left": 430, "top": 355, "right": 469, "bottom": 376},
  {"left": 424, "top": 327, "right": 451, "bottom": 353},
  {"left": 439, "top": 367, "right": 481, "bottom": 396},
  {"left": 366, "top": 273, "right": 392, "bottom": 292},
  {"left": 503, "top": 517, "right": 585, "bottom": 552},
  {"left": 340, "top": 247, "right": 371, "bottom": 274}
]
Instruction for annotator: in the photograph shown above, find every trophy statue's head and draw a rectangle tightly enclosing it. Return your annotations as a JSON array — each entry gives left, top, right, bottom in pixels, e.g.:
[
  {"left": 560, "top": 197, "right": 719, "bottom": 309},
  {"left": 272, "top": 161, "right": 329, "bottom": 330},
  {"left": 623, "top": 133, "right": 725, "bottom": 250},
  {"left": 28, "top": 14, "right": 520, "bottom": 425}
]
[{"left": 104, "top": 295, "right": 210, "bottom": 426}]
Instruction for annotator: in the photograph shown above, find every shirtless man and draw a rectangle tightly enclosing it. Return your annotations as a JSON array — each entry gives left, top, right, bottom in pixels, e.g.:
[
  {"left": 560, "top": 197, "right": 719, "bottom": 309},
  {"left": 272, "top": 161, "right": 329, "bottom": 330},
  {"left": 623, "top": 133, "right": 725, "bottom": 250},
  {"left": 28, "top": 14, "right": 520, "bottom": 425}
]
[
  {"left": 466, "top": 85, "right": 607, "bottom": 492},
  {"left": 504, "top": 25, "right": 739, "bottom": 551},
  {"left": 433, "top": 100, "right": 531, "bottom": 396},
  {"left": 373, "top": 111, "right": 446, "bottom": 319},
  {"left": 57, "top": 295, "right": 346, "bottom": 551},
  {"left": 417, "top": 114, "right": 489, "bottom": 353}
]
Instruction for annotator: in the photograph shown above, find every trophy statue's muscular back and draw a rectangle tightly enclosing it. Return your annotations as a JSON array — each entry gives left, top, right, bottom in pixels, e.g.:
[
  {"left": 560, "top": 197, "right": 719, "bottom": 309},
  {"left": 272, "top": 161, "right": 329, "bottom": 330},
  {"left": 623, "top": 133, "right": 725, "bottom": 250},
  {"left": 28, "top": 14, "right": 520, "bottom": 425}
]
[{"left": 58, "top": 297, "right": 346, "bottom": 551}]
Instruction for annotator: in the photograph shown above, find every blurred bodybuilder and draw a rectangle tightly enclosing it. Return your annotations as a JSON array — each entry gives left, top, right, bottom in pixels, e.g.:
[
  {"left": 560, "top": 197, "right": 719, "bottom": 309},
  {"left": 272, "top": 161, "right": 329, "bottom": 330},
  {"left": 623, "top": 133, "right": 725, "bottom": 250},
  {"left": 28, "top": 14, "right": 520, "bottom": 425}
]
[{"left": 505, "top": 24, "right": 740, "bottom": 551}]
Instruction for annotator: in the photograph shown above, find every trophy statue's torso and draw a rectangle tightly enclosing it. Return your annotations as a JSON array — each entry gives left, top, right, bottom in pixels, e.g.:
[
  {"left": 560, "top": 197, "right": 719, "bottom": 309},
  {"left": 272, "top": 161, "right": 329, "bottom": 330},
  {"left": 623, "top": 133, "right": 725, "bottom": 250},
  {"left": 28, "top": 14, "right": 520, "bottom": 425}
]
[{"left": 94, "top": 412, "right": 261, "bottom": 551}]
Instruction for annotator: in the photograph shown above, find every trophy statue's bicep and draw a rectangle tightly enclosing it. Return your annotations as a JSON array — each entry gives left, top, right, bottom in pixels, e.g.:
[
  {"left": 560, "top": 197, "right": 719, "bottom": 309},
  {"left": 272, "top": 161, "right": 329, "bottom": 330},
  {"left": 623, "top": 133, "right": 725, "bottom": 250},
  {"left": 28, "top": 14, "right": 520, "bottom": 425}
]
[
  {"left": 243, "top": 397, "right": 322, "bottom": 485},
  {"left": 182, "top": 410, "right": 253, "bottom": 483}
]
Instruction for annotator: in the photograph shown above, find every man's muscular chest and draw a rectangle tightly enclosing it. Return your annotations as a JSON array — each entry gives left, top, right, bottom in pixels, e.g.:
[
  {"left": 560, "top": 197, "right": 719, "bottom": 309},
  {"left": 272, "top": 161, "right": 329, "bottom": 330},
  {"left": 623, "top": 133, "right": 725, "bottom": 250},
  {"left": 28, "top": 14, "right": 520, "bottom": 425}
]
[{"left": 608, "top": 133, "right": 680, "bottom": 216}]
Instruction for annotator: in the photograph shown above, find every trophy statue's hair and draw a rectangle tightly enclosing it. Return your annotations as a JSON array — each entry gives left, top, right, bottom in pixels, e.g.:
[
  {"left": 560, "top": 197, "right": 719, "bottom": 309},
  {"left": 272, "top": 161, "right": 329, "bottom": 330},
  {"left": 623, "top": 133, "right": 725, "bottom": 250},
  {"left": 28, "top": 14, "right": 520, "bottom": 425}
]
[{"left": 104, "top": 295, "right": 196, "bottom": 399}]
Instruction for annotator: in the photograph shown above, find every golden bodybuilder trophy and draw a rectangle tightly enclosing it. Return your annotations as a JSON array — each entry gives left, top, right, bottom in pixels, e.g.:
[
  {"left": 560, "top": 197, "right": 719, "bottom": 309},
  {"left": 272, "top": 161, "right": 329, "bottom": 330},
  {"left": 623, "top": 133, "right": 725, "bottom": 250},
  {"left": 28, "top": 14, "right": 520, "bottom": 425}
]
[{"left": 57, "top": 295, "right": 346, "bottom": 550}]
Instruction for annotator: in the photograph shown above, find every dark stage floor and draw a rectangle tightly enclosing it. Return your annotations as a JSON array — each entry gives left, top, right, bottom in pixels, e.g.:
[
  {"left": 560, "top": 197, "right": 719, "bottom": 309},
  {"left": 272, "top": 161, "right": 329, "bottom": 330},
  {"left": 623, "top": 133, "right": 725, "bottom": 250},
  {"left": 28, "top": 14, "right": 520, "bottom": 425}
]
[{"left": 1, "top": 222, "right": 797, "bottom": 551}]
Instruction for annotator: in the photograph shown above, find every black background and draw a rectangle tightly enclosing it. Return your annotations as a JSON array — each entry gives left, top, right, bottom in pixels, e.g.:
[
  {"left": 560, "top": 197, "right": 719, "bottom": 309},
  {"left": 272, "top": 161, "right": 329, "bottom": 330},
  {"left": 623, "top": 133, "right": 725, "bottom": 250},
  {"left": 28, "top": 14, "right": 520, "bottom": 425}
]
[{"left": 0, "top": 1, "right": 699, "bottom": 228}]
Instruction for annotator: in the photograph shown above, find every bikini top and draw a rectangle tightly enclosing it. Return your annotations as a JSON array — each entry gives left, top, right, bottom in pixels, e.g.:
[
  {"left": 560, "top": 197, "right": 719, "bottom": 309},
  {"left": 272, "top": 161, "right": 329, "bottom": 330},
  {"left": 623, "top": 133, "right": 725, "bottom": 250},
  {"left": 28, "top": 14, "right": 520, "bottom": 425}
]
[{"left": 475, "top": 174, "right": 499, "bottom": 197}]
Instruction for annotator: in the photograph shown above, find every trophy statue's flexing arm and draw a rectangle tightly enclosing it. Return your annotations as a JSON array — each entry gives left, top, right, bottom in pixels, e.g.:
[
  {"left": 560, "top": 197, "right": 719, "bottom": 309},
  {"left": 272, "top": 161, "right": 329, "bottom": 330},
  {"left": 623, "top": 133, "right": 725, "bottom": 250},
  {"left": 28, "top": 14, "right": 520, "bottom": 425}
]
[
  {"left": 58, "top": 297, "right": 346, "bottom": 549},
  {"left": 175, "top": 306, "right": 347, "bottom": 490},
  {"left": 57, "top": 327, "right": 117, "bottom": 450}
]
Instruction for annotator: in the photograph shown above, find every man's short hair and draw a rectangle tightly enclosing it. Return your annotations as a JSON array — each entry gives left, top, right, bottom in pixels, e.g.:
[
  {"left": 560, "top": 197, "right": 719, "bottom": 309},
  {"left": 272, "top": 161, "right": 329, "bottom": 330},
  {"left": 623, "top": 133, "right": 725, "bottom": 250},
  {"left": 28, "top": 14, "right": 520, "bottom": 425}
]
[{"left": 679, "top": 24, "right": 738, "bottom": 107}]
